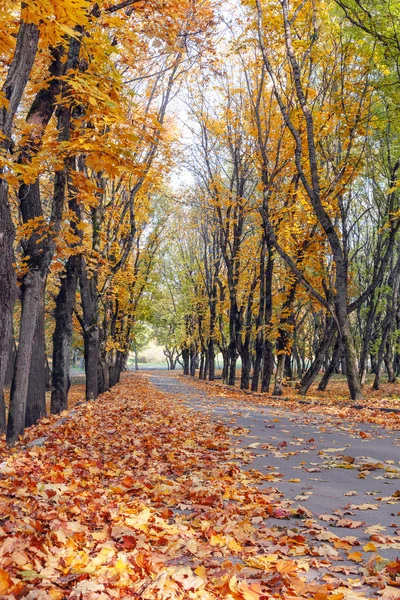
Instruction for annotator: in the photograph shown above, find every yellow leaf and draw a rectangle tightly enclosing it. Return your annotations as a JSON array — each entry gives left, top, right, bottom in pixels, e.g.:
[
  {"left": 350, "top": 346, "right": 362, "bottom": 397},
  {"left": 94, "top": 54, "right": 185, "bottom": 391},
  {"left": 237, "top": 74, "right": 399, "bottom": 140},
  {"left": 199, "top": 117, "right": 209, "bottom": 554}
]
[
  {"left": 363, "top": 542, "right": 377, "bottom": 552},
  {"left": 227, "top": 538, "right": 242, "bottom": 552},
  {"left": 209, "top": 533, "right": 226, "bottom": 547},
  {"left": 57, "top": 23, "right": 80, "bottom": 38},
  {"left": 115, "top": 554, "right": 128, "bottom": 572},
  {"left": 288, "top": 478, "right": 301, "bottom": 483},
  {"left": 348, "top": 551, "right": 363, "bottom": 562},
  {"left": 0, "top": 568, "right": 12, "bottom": 594},
  {"left": 194, "top": 566, "right": 206, "bottom": 578}
]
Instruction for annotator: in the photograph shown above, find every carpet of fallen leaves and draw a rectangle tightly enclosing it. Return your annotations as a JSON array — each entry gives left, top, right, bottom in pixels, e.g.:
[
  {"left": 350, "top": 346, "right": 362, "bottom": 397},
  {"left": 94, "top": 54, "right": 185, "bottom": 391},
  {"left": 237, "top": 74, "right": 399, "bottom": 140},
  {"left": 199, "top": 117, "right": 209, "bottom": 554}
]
[
  {"left": 184, "top": 376, "right": 400, "bottom": 431},
  {"left": 0, "top": 374, "right": 399, "bottom": 599}
]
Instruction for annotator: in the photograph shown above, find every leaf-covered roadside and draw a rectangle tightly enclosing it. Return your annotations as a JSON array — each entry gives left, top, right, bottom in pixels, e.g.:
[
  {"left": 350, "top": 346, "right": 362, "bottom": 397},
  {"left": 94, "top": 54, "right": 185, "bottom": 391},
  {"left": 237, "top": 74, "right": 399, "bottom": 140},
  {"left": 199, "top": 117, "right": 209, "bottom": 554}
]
[
  {"left": 0, "top": 374, "right": 399, "bottom": 599},
  {"left": 183, "top": 376, "right": 400, "bottom": 431}
]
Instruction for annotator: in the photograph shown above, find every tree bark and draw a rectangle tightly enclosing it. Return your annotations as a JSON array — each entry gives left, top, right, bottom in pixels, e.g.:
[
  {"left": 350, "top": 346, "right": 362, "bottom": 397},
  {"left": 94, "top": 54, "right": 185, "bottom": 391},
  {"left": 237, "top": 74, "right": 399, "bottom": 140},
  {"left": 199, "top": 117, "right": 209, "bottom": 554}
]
[
  {"left": 261, "top": 340, "right": 274, "bottom": 393},
  {"left": 182, "top": 347, "right": 190, "bottom": 375},
  {"left": 25, "top": 297, "right": 47, "bottom": 428},
  {"left": 7, "top": 273, "right": 45, "bottom": 444},
  {"left": 299, "top": 322, "right": 336, "bottom": 395},
  {"left": 79, "top": 255, "right": 100, "bottom": 401},
  {"left": 51, "top": 256, "right": 78, "bottom": 414},
  {"left": 0, "top": 21, "right": 39, "bottom": 433},
  {"left": 318, "top": 336, "right": 340, "bottom": 391},
  {"left": 272, "top": 354, "right": 285, "bottom": 396}
]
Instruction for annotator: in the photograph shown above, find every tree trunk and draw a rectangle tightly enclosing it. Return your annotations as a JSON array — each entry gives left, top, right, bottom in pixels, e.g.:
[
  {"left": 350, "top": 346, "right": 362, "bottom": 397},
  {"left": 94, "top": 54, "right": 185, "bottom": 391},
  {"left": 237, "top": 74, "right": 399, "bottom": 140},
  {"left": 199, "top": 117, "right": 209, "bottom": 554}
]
[
  {"left": 261, "top": 340, "right": 274, "bottom": 393},
  {"left": 182, "top": 348, "right": 190, "bottom": 375},
  {"left": 221, "top": 349, "right": 229, "bottom": 383},
  {"left": 318, "top": 337, "right": 340, "bottom": 391},
  {"left": 51, "top": 257, "right": 78, "bottom": 414},
  {"left": 208, "top": 339, "right": 215, "bottom": 381},
  {"left": 83, "top": 328, "right": 100, "bottom": 400},
  {"left": 0, "top": 22, "right": 39, "bottom": 432},
  {"left": 240, "top": 346, "right": 251, "bottom": 390},
  {"left": 5, "top": 335, "right": 16, "bottom": 387},
  {"left": 25, "top": 294, "right": 47, "bottom": 428},
  {"left": 252, "top": 339, "right": 263, "bottom": 392},
  {"left": 299, "top": 322, "right": 336, "bottom": 395},
  {"left": 204, "top": 351, "right": 209, "bottom": 380},
  {"left": 79, "top": 258, "right": 99, "bottom": 401},
  {"left": 7, "top": 273, "right": 45, "bottom": 445},
  {"left": 0, "top": 182, "right": 17, "bottom": 434},
  {"left": 102, "top": 357, "right": 111, "bottom": 390},
  {"left": 292, "top": 344, "right": 303, "bottom": 378},
  {"left": 359, "top": 296, "right": 375, "bottom": 386},
  {"left": 384, "top": 341, "right": 396, "bottom": 383},
  {"left": 199, "top": 354, "right": 205, "bottom": 380},
  {"left": 227, "top": 341, "right": 237, "bottom": 386},
  {"left": 272, "top": 353, "right": 285, "bottom": 396},
  {"left": 284, "top": 354, "right": 293, "bottom": 379},
  {"left": 8, "top": 91, "right": 74, "bottom": 443},
  {"left": 340, "top": 316, "right": 362, "bottom": 400},
  {"left": 189, "top": 346, "right": 196, "bottom": 377},
  {"left": 110, "top": 351, "right": 124, "bottom": 387}
]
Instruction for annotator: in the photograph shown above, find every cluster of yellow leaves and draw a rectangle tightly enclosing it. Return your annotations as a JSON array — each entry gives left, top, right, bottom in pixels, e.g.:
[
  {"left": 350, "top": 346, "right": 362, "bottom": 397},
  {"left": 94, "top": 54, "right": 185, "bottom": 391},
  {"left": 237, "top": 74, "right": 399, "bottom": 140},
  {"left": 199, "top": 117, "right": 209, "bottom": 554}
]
[{"left": 23, "top": 0, "right": 90, "bottom": 45}]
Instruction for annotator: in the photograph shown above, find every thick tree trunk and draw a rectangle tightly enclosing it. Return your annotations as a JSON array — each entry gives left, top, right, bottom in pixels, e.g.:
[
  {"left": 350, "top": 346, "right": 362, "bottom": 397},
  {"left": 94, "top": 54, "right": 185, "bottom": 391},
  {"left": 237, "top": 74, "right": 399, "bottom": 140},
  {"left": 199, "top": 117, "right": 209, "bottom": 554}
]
[
  {"left": 7, "top": 273, "right": 44, "bottom": 444},
  {"left": 25, "top": 298, "right": 47, "bottom": 428},
  {"left": 51, "top": 257, "right": 78, "bottom": 414},
  {"left": 240, "top": 347, "right": 251, "bottom": 390},
  {"left": 339, "top": 316, "right": 362, "bottom": 400},
  {"left": 0, "top": 187, "right": 17, "bottom": 435},
  {"left": 0, "top": 23, "right": 39, "bottom": 431},
  {"left": 221, "top": 349, "right": 229, "bottom": 382},
  {"left": 284, "top": 355, "right": 293, "bottom": 379},
  {"left": 182, "top": 348, "right": 190, "bottom": 375},
  {"left": 261, "top": 340, "right": 274, "bottom": 393}
]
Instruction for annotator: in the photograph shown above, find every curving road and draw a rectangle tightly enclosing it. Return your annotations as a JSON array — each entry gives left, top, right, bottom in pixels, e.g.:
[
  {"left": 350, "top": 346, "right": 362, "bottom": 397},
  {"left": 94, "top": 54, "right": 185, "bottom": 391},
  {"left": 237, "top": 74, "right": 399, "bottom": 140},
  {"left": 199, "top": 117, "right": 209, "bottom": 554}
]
[{"left": 148, "top": 371, "right": 400, "bottom": 569}]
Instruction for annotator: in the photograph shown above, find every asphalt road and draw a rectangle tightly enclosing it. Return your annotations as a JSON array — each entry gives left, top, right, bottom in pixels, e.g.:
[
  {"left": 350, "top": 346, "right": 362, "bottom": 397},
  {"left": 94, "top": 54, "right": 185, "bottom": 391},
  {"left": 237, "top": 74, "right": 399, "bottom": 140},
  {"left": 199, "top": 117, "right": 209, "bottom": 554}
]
[{"left": 148, "top": 372, "right": 400, "bottom": 569}]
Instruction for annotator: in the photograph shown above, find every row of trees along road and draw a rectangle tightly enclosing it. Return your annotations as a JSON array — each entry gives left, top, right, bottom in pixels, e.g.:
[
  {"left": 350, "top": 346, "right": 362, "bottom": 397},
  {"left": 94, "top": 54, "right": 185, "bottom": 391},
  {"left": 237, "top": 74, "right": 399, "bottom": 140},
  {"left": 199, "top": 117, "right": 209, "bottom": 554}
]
[
  {"left": 1, "top": 0, "right": 400, "bottom": 446},
  {"left": 152, "top": 0, "right": 400, "bottom": 403},
  {"left": 0, "top": 0, "right": 216, "bottom": 445}
]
